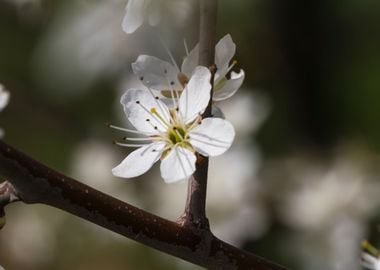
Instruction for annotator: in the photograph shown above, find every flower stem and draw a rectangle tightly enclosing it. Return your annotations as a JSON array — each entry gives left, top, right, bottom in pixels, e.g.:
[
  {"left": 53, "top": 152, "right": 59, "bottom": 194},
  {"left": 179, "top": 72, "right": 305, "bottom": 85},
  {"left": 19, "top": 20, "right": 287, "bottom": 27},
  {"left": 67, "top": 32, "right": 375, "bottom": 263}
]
[{"left": 182, "top": 0, "right": 218, "bottom": 229}]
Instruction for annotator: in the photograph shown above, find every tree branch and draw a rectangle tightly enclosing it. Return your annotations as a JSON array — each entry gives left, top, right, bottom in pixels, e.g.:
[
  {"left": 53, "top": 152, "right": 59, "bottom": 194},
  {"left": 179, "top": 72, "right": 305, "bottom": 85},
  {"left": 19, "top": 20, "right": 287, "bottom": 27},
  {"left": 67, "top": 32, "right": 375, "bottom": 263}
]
[
  {"left": 182, "top": 0, "right": 218, "bottom": 229},
  {"left": 0, "top": 140, "right": 288, "bottom": 269}
]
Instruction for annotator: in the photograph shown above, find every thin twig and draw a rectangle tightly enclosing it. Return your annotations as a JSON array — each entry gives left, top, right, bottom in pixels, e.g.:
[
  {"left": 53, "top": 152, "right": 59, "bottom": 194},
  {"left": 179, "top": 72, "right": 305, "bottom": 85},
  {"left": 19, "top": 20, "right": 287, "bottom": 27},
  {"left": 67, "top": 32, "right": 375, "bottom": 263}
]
[
  {"left": 182, "top": 0, "right": 218, "bottom": 229},
  {"left": 0, "top": 141, "right": 288, "bottom": 270}
]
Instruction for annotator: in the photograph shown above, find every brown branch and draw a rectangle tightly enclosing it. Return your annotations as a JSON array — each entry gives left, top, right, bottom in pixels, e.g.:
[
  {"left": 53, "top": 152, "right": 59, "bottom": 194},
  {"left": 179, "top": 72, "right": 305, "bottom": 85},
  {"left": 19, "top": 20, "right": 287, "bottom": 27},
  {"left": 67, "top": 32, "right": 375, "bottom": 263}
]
[
  {"left": 182, "top": 0, "right": 218, "bottom": 229},
  {"left": 0, "top": 140, "right": 288, "bottom": 270}
]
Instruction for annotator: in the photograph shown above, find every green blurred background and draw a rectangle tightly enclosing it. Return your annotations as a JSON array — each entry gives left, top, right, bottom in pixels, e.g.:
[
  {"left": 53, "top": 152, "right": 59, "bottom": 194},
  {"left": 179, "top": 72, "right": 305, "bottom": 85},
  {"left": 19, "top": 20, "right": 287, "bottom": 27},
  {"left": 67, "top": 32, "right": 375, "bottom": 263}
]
[{"left": 1, "top": 0, "right": 380, "bottom": 269}]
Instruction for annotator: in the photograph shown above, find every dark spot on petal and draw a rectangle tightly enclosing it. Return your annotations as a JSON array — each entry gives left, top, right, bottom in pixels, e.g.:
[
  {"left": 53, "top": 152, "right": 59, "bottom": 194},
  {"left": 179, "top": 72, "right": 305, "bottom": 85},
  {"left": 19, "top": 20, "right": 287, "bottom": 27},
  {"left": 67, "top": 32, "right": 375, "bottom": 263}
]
[
  {"left": 140, "top": 76, "right": 144, "bottom": 81},
  {"left": 155, "top": 96, "right": 159, "bottom": 100},
  {"left": 136, "top": 101, "right": 140, "bottom": 104}
]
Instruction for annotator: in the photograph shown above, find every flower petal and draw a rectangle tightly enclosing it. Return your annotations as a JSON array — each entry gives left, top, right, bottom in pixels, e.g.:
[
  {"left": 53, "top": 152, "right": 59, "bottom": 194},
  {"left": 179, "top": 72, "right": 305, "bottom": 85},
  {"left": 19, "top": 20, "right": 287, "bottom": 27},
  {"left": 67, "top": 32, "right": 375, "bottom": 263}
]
[
  {"left": 179, "top": 66, "right": 211, "bottom": 123},
  {"left": 213, "top": 70, "right": 245, "bottom": 101},
  {"left": 0, "top": 87, "right": 10, "bottom": 111},
  {"left": 112, "top": 142, "right": 165, "bottom": 178},
  {"left": 215, "top": 34, "right": 236, "bottom": 76},
  {"left": 132, "top": 55, "right": 181, "bottom": 91},
  {"left": 121, "top": 88, "right": 170, "bottom": 133},
  {"left": 181, "top": 44, "right": 199, "bottom": 77},
  {"left": 189, "top": 118, "right": 235, "bottom": 156},
  {"left": 122, "top": 0, "right": 147, "bottom": 34},
  {"left": 160, "top": 146, "right": 196, "bottom": 183}
]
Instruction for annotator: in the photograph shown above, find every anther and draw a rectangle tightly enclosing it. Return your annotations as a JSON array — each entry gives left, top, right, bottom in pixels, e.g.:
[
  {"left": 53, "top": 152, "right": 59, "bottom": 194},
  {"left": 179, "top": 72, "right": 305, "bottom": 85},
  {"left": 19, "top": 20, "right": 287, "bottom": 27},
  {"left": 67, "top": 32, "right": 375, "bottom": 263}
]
[
  {"left": 170, "top": 81, "right": 175, "bottom": 85},
  {"left": 155, "top": 96, "right": 159, "bottom": 100},
  {"left": 175, "top": 107, "right": 179, "bottom": 111}
]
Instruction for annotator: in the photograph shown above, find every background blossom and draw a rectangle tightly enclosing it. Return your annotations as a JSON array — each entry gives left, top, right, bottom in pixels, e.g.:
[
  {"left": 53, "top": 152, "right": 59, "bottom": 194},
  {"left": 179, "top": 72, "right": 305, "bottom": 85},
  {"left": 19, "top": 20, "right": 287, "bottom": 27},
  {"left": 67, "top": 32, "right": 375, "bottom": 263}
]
[{"left": 1, "top": 1, "right": 380, "bottom": 270}]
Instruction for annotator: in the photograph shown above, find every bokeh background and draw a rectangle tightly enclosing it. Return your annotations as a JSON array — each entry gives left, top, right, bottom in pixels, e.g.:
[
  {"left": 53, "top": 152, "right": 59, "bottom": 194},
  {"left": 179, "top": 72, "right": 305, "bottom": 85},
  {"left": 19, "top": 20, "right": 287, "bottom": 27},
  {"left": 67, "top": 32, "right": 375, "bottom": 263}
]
[{"left": 1, "top": 0, "right": 380, "bottom": 269}]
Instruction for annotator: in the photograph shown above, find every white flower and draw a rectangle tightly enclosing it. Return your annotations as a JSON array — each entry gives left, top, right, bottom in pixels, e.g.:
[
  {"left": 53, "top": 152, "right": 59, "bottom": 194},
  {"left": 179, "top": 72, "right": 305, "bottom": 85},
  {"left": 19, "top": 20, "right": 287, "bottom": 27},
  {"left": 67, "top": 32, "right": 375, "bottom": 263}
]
[
  {"left": 122, "top": 0, "right": 161, "bottom": 34},
  {"left": 362, "top": 253, "right": 380, "bottom": 270},
  {"left": 362, "top": 241, "right": 380, "bottom": 270},
  {"left": 0, "top": 84, "right": 10, "bottom": 112},
  {"left": 112, "top": 66, "right": 235, "bottom": 183},
  {"left": 0, "top": 84, "right": 10, "bottom": 138},
  {"left": 131, "top": 34, "right": 245, "bottom": 115}
]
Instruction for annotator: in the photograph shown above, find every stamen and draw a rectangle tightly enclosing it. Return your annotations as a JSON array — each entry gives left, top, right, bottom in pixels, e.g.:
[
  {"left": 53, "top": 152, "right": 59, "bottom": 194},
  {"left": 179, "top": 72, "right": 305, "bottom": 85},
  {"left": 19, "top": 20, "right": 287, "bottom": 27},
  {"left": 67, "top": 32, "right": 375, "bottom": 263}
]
[
  {"left": 164, "top": 76, "right": 179, "bottom": 108},
  {"left": 136, "top": 102, "right": 167, "bottom": 129},
  {"left": 187, "top": 116, "right": 202, "bottom": 131},
  {"left": 175, "top": 129, "right": 184, "bottom": 141},
  {"left": 183, "top": 39, "right": 189, "bottom": 56},
  {"left": 157, "top": 35, "right": 180, "bottom": 72},
  {"left": 113, "top": 141, "right": 147, "bottom": 148},
  {"left": 151, "top": 108, "right": 170, "bottom": 127},
  {"left": 108, "top": 124, "right": 155, "bottom": 136},
  {"left": 145, "top": 87, "right": 170, "bottom": 121},
  {"left": 124, "top": 137, "right": 153, "bottom": 142},
  {"left": 218, "top": 60, "right": 238, "bottom": 81}
]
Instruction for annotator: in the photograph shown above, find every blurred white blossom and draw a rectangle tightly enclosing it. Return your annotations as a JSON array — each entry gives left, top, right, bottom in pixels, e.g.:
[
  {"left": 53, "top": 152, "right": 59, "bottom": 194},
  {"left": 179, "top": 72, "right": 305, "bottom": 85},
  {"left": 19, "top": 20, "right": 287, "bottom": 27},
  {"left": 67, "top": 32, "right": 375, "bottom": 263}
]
[
  {"left": 122, "top": 0, "right": 194, "bottom": 33},
  {"left": 0, "top": 84, "right": 10, "bottom": 138},
  {"left": 33, "top": 1, "right": 128, "bottom": 96},
  {"left": 261, "top": 145, "right": 380, "bottom": 270}
]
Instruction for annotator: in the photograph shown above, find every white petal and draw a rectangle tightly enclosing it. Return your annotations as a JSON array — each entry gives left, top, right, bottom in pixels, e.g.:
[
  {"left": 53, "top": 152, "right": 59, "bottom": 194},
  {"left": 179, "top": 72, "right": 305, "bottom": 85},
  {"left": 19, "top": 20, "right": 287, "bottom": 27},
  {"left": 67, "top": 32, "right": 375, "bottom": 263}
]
[
  {"left": 362, "top": 253, "right": 380, "bottom": 270},
  {"left": 112, "top": 142, "right": 165, "bottom": 178},
  {"left": 121, "top": 88, "right": 170, "bottom": 133},
  {"left": 181, "top": 44, "right": 199, "bottom": 77},
  {"left": 189, "top": 118, "right": 235, "bottom": 156},
  {"left": 215, "top": 34, "right": 236, "bottom": 76},
  {"left": 132, "top": 55, "right": 181, "bottom": 91},
  {"left": 179, "top": 66, "right": 211, "bottom": 123},
  {"left": 160, "top": 146, "right": 196, "bottom": 183},
  {"left": 0, "top": 87, "right": 10, "bottom": 111},
  {"left": 122, "top": 0, "right": 147, "bottom": 34},
  {"left": 213, "top": 69, "right": 245, "bottom": 101},
  {"left": 363, "top": 253, "right": 379, "bottom": 264}
]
